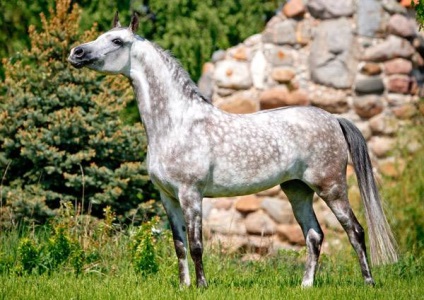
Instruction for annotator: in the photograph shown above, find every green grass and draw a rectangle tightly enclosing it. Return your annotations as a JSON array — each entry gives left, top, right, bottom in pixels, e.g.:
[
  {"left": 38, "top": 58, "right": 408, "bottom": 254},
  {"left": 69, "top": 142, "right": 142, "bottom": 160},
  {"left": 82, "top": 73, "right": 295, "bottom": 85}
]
[
  {"left": 1, "top": 256, "right": 423, "bottom": 300},
  {"left": 1, "top": 226, "right": 423, "bottom": 300}
]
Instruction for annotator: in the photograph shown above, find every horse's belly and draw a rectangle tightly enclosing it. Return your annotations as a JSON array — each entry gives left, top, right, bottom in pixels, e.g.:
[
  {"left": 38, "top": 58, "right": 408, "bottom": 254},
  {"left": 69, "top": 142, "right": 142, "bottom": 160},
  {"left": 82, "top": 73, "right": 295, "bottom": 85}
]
[
  {"left": 203, "top": 159, "right": 293, "bottom": 197},
  {"left": 203, "top": 181, "right": 281, "bottom": 197}
]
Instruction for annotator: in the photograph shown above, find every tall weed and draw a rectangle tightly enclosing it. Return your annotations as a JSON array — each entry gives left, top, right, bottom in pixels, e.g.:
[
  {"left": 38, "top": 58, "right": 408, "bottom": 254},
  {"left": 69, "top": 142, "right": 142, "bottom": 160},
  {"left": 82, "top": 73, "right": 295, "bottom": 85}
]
[
  {"left": 382, "top": 115, "right": 424, "bottom": 256},
  {"left": 130, "top": 217, "right": 160, "bottom": 276}
]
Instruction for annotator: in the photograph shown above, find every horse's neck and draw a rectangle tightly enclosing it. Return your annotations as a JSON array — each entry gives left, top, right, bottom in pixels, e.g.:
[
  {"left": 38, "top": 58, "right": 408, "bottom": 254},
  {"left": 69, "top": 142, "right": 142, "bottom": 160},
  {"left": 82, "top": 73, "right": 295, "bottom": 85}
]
[{"left": 129, "top": 42, "right": 212, "bottom": 146}]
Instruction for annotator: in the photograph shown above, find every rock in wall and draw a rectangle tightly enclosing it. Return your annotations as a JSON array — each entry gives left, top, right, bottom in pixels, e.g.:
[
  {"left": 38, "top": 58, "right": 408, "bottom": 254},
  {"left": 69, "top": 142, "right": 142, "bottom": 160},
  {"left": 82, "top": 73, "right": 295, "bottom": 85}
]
[{"left": 199, "top": 0, "right": 423, "bottom": 258}]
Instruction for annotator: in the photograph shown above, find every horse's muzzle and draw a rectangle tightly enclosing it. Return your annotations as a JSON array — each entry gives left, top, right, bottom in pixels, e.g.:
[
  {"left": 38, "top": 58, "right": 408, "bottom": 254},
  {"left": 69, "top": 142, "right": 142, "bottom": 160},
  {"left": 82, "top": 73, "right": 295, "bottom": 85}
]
[{"left": 68, "top": 46, "right": 95, "bottom": 69}]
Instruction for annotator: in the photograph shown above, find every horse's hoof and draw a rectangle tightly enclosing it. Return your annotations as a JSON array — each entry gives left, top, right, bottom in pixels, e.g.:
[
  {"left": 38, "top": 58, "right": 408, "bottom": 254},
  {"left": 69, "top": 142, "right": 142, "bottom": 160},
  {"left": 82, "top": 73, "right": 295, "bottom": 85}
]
[
  {"left": 365, "top": 278, "right": 376, "bottom": 286},
  {"left": 301, "top": 280, "right": 314, "bottom": 288},
  {"left": 197, "top": 279, "right": 208, "bottom": 288}
]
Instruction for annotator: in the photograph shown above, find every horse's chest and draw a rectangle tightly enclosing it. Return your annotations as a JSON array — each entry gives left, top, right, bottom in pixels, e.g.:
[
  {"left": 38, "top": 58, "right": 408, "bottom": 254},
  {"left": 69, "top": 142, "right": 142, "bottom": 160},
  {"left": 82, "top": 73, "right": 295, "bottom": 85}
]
[{"left": 147, "top": 146, "right": 211, "bottom": 191}]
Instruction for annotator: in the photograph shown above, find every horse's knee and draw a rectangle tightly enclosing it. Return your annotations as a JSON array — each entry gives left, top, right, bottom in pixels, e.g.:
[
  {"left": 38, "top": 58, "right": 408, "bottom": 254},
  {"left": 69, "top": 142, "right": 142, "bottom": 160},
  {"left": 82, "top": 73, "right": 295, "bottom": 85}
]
[
  {"left": 190, "top": 242, "right": 203, "bottom": 259},
  {"left": 174, "top": 240, "right": 187, "bottom": 259},
  {"left": 337, "top": 209, "right": 363, "bottom": 234}
]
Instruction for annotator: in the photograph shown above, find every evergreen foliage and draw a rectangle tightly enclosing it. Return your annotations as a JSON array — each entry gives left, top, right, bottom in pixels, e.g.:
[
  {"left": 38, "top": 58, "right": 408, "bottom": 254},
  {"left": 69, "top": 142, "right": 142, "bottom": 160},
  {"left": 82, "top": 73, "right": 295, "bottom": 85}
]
[
  {"left": 131, "top": 0, "right": 279, "bottom": 80},
  {"left": 0, "top": 0, "right": 55, "bottom": 64},
  {"left": 0, "top": 0, "right": 279, "bottom": 81},
  {"left": 0, "top": 0, "right": 158, "bottom": 227},
  {"left": 412, "top": 0, "right": 424, "bottom": 29}
]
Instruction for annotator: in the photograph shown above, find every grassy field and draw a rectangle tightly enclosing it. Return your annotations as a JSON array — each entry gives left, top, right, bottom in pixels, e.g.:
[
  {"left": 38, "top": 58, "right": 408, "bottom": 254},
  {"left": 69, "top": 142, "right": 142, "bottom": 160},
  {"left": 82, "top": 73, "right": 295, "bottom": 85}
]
[
  {"left": 1, "top": 224, "right": 423, "bottom": 300},
  {"left": 1, "top": 253, "right": 423, "bottom": 300}
]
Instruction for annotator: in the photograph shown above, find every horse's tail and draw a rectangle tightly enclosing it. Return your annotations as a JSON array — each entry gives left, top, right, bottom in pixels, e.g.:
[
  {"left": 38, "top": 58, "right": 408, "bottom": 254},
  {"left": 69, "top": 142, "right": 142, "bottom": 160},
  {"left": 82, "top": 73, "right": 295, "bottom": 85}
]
[{"left": 337, "top": 118, "right": 398, "bottom": 265}]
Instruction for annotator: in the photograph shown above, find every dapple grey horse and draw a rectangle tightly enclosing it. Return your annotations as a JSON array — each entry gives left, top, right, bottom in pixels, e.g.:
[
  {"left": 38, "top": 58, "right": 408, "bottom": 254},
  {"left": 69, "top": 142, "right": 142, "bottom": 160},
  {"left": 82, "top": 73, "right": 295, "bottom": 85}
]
[{"left": 68, "top": 13, "right": 398, "bottom": 288}]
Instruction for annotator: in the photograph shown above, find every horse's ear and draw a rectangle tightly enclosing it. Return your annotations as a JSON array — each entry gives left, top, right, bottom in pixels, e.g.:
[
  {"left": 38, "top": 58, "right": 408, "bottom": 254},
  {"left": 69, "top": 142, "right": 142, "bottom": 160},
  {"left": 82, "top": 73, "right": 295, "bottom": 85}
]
[
  {"left": 113, "top": 11, "right": 121, "bottom": 28},
  {"left": 129, "top": 11, "right": 139, "bottom": 32}
]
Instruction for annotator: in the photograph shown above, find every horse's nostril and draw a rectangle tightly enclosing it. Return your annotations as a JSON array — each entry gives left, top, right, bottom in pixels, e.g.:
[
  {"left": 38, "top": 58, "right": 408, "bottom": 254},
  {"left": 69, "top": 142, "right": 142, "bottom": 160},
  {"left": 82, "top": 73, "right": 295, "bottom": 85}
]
[{"left": 74, "top": 47, "right": 84, "bottom": 58}]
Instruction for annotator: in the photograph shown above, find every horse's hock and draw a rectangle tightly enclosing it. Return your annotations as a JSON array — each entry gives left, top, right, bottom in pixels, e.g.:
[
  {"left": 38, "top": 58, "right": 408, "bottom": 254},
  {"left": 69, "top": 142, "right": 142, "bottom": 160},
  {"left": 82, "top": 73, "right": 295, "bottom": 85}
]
[{"left": 199, "top": 0, "right": 423, "bottom": 256}]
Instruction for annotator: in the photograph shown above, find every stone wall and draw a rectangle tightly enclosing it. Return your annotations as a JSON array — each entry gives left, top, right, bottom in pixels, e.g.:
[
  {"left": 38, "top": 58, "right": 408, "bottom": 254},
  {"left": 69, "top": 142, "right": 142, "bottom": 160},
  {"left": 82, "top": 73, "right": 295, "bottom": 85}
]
[{"left": 199, "top": 0, "right": 423, "bottom": 257}]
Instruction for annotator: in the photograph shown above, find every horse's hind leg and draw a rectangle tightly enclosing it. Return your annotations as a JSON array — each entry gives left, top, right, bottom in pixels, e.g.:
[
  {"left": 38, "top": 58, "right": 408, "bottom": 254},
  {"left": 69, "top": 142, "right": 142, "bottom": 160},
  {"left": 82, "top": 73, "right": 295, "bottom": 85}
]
[
  {"left": 318, "top": 183, "right": 375, "bottom": 285},
  {"left": 280, "top": 180, "right": 323, "bottom": 287},
  {"left": 160, "top": 192, "right": 191, "bottom": 286}
]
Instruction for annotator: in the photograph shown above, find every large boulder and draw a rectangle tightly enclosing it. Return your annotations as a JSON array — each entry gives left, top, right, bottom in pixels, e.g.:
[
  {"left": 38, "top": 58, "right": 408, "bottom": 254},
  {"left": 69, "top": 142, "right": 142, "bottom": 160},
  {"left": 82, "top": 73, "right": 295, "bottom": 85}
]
[
  {"left": 263, "top": 45, "right": 296, "bottom": 66},
  {"left": 387, "top": 75, "right": 413, "bottom": 94},
  {"left": 271, "top": 67, "right": 296, "bottom": 83},
  {"left": 384, "top": 58, "right": 413, "bottom": 75},
  {"left": 250, "top": 50, "right": 268, "bottom": 89},
  {"left": 260, "top": 198, "right": 294, "bottom": 224},
  {"left": 360, "top": 63, "right": 382, "bottom": 76},
  {"left": 309, "top": 18, "right": 357, "bottom": 89},
  {"left": 277, "top": 224, "right": 305, "bottom": 245},
  {"left": 357, "top": 0, "right": 383, "bottom": 37},
  {"left": 354, "top": 75, "right": 385, "bottom": 94},
  {"left": 368, "top": 136, "right": 396, "bottom": 158},
  {"left": 259, "top": 86, "right": 309, "bottom": 109},
  {"left": 387, "top": 14, "right": 416, "bottom": 38},
  {"left": 369, "top": 113, "right": 399, "bottom": 135},
  {"left": 235, "top": 195, "right": 262, "bottom": 213},
  {"left": 283, "top": 0, "right": 306, "bottom": 18},
  {"left": 382, "top": 0, "right": 407, "bottom": 14},
  {"left": 307, "top": 0, "right": 354, "bottom": 19},
  {"left": 262, "top": 19, "right": 297, "bottom": 45},
  {"left": 205, "top": 208, "right": 247, "bottom": 235},
  {"left": 310, "top": 90, "right": 350, "bottom": 114},
  {"left": 363, "top": 35, "right": 415, "bottom": 61},
  {"left": 353, "top": 95, "right": 385, "bottom": 118},
  {"left": 214, "top": 60, "right": 252, "bottom": 89},
  {"left": 245, "top": 210, "right": 276, "bottom": 235},
  {"left": 198, "top": 62, "right": 214, "bottom": 99},
  {"left": 216, "top": 90, "right": 259, "bottom": 114}
]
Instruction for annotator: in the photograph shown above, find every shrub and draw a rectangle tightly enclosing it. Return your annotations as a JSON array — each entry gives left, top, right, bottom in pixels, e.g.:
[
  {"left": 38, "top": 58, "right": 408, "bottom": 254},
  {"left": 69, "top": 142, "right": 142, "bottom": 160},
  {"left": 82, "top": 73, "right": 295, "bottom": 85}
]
[
  {"left": 16, "top": 238, "right": 40, "bottom": 274},
  {"left": 1, "top": 202, "right": 166, "bottom": 277},
  {"left": 0, "top": 0, "right": 158, "bottom": 227},
  {"left": 130, "top": 217, "right": 160, "bottom": 276}
]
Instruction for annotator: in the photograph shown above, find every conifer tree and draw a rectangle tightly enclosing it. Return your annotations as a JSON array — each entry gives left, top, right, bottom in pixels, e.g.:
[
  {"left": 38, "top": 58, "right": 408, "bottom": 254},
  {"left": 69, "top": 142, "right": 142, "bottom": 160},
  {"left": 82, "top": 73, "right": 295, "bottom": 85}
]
[
  {"left": 133, "top": 0, "right": 278, "bottom": 80},
  {"left": 0, "top": 0, "right": 157, "bottom": 226}
]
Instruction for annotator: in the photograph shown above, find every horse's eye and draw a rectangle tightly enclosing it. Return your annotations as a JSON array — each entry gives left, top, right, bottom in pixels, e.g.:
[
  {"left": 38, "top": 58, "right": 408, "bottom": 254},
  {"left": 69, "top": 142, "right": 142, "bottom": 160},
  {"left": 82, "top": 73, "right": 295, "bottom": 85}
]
[{"left": 112, "top": 38, "right": 123, "bottom": 46}]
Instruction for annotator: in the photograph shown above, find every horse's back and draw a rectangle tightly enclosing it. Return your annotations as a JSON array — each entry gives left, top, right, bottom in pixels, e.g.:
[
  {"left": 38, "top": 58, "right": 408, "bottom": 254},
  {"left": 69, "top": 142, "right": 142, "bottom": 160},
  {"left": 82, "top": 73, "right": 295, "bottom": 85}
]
[{"left": 203, "top": 105, "right": 349, "bottom": 196}]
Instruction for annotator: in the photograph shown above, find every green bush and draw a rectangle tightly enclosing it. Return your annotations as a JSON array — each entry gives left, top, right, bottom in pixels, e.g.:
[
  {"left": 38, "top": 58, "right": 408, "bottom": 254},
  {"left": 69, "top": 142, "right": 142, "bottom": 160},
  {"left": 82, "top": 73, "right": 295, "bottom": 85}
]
[
  {"left": 130, "top": 217, "right": 160, "bottom": 276},
  {"left": 0, "top": 0, "right": 158, "bottom": 227},
  {"left": 16, "top": 238, "right": 40, "bottom": 274},
  {"left": 0, "top": 202, "right": 165, "bottom": 277}
]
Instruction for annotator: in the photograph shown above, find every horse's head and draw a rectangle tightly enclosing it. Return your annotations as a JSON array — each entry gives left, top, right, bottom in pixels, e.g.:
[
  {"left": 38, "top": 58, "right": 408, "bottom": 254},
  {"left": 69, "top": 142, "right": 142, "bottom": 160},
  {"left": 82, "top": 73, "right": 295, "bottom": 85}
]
[{"left": 68, "top": 12, "right": 140, "bottom": 76}]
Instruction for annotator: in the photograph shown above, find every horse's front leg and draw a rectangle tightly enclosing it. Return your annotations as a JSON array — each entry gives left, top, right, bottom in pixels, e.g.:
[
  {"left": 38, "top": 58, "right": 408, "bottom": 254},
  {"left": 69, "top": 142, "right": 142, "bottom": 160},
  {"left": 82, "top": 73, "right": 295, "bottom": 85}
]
[
  {"left": 179, "top": 186, "right": 207, "bottom": 287},
  {"left": 160, "top": 192, "right": 191, "bottom": 286}
]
